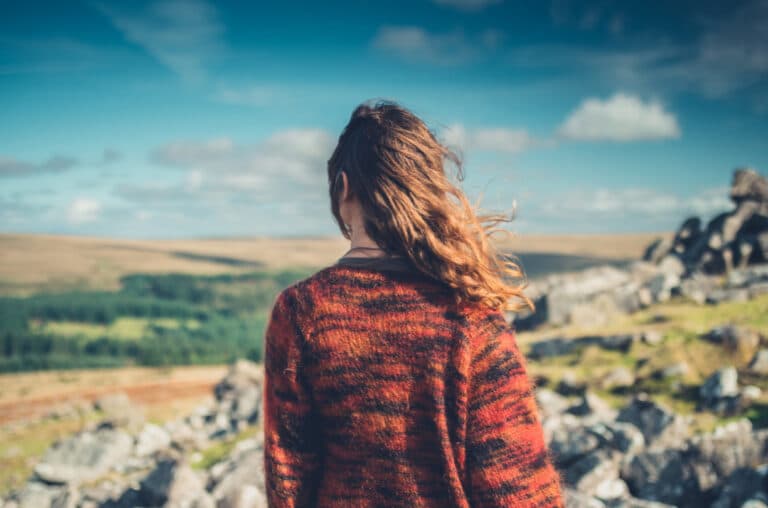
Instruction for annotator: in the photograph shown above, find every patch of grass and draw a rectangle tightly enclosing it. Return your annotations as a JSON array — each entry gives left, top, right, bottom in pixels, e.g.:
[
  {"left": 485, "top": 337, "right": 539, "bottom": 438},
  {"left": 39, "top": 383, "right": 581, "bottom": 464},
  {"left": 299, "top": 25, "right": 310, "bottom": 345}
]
[
  {"left": 191, "top": 423, "right": 262, "bottom": 470},
  {"left": 522, "top": 293, "right": 768, "bottom": 434},
  {"left": 0, "top": 410, "right": 102, "bottom": 495},
  {"left": 29, "top": 317, "right": 201, "bottom": 341}
]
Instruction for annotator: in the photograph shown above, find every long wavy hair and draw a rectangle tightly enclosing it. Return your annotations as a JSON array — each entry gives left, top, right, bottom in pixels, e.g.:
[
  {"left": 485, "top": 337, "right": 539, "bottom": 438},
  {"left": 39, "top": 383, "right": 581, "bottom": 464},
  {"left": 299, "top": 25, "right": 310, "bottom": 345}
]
[{"left": 327, "top": 100, "right": 534, "bottom": 314}]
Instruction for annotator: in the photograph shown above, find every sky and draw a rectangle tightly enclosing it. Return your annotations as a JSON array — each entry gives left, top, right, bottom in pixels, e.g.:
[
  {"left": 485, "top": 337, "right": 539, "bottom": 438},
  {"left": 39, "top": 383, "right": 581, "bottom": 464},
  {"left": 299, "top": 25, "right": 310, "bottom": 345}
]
[{"left": 1, "top": 0, "right": 767, "bottom": 238}]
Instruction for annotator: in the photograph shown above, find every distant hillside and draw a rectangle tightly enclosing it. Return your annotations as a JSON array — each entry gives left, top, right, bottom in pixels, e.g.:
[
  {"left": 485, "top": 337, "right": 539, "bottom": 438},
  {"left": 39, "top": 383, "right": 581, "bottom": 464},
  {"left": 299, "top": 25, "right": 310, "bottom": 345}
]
[{"left": 0, "top": 232, "right": 669, "bottom": 296}]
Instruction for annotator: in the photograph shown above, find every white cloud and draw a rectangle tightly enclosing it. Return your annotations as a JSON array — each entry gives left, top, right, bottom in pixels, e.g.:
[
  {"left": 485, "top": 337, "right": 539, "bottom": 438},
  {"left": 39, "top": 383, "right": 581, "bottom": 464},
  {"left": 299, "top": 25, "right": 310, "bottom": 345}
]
[
  {"left": 371, "top": 26, "right": 500, "bottom": 65},
  {"left": 538, "top": 186, "right": 733, "bottom": 220},
  {"left": 558, "top": 93, "right": 681, "bottom": 142},
  {"left": 96, "top": 0, "right": 224, "bottom": 82},
  {"left": 67, "top": 198, "right": 102, "bottom": 224},
  {"left": 431, "top": 0, "right": 502, "bottom": 11},
  {"left": 441, "top": 123, "right": 533, "bottom": 153},
  {"left": 121, "top": 128, "right": 334, "bottom": 203}
]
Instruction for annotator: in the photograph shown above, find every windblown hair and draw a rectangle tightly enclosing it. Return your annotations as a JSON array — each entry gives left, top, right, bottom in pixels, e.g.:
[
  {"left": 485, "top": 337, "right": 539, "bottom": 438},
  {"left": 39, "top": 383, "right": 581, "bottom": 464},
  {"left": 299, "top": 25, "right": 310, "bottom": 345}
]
[{"left": 327, "top": 100, "right": 534, "bottom": 314}]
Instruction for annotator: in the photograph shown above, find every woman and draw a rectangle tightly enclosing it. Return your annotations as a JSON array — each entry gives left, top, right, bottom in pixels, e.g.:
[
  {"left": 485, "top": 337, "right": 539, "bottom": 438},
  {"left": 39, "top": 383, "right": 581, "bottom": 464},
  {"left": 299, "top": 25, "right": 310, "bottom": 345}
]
[{"left": 263, "top": 100, "right": 563, "bottom": 507}]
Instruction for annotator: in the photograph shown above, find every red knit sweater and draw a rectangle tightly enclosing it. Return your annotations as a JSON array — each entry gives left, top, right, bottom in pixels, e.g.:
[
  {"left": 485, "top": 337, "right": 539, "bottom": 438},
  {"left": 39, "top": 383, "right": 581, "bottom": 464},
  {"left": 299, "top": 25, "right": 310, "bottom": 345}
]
[{"left": 263, "top": 257, "right": 563, "bottom": 507}]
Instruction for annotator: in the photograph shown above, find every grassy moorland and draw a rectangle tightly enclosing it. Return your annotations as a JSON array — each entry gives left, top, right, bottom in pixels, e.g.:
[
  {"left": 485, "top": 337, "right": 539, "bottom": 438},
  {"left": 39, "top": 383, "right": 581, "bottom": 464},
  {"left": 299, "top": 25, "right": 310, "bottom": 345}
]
[
  {"left": 0, "top": 232, "right": 664, "bottom": 295},
  {"left": 519, "top": 292, "right": 768, "bottom": 434},
  {"left": 0, "top": 231, "right": 668, "bottom": 494}
]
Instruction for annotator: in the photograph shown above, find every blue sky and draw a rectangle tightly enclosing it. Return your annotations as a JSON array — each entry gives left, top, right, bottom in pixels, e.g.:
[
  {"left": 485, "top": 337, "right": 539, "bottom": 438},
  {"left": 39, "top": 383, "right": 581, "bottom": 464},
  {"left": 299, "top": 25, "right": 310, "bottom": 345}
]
[{"left": 1, "top": 0, "right": 767, "bottom": 237}]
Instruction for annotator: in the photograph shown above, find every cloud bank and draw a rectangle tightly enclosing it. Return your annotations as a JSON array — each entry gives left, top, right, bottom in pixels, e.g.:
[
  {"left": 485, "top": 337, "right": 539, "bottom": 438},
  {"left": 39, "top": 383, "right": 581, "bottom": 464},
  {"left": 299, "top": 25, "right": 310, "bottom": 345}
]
[{"left": 558, "top": 93, "right": 681, "bottom": 142}]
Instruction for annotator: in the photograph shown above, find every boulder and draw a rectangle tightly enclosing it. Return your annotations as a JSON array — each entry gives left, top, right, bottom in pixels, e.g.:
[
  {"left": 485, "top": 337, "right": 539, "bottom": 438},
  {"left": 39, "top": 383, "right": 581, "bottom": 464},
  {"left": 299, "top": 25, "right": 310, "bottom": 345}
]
[
  {"left": 686, "top": 420, "right": 768, "bottom": 486},
  {"left": 749, "top": 350, "right": 768, "bottom": 375},
  {"left": 616, "top": 395, "right": 689, "bottom": 449},
  {"left": 135, "top": 423, "right": 172, "bottom": 457},
  {"left": 138, "top": 459, "right": 214, "bottom": 508},
  {"left": 536, "top": 388, "right": 571, "bottom": 420},
  {"left": 621, "top": 448, "right": 701, "bottom": 506},
  {"left": 601, "top": 367, "right": 635, "bottom": 390},
  {"left": 640, "top": 330, "right": 664, "bottom": 346},
  {"left": 93, "top": 393, "right": 145, "bottom": 432},
  {"left": 699, "top": 367, "right": 743, "bottom": 414},
  {"left": 567, "top": 392, "right": 617, "bottom": 422},
  {"left": 210, "top": 446, "right": 266, "bottom": 507},
  {"left": 34, "top": 428, "right": 133, "bottom": 485},
  {"left": 710, "top": 467, "right": 767, "bottom": 508},
  {"left": 550, "top": 426, "right": 601, "bottom": 468},
  {"left": 564, "top": 450, "right": 622, "bottom": 498},
  {"left": 563, "top": 488, "right": 606, "bottom": 508},
  {"left": 730, "top": 167, "right": 768, "bottom": 207},
  {"left": 214, "top": 360, "right": 263, "bottom": 425},
  {"left": 706, "top": 325, "right": 761, "bottom": 360}
]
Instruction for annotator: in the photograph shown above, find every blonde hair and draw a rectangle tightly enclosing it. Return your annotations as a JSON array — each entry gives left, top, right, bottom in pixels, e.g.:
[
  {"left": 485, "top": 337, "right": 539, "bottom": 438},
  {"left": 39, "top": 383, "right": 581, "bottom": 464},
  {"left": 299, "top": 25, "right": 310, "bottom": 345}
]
[{"left": 327, "top": 100, "right": 534, "bottom": 314}]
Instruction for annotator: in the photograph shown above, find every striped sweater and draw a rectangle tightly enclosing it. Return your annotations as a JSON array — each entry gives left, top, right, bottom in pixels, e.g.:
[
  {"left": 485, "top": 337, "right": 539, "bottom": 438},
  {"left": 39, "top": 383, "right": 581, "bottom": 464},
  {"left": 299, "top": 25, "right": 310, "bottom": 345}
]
[{"left": 263, "top": 255, "right": 563, "bottom": 507}]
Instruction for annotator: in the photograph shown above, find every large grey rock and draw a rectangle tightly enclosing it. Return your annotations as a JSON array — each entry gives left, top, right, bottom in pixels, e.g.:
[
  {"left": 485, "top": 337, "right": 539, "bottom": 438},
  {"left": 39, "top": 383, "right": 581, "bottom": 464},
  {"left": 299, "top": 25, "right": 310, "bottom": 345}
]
[
  {"left": 608, "top": 497, "right": 677, "bottom": 507},
  {"left": 567, "top": 392, "right": 617, "bottom": 423},
  {"left": 135, "top": 423, "right": 172, "bottom": 457},
  {"left": 621, "top": 448, "right": 700, "bottom": 506},
  {"left": 730, "top": 167, "right": 768, "bottom": 207},
  {"left": 601, "top": 367, "right": 636, "bottom": 390},
  {"left": 215, "top": 360, "right": 263, "bottom": 425},
  {"left": 700, "top": 367, "right": 742, "bottom": 414},
  {"left": 749, "top": 350, "right": 768, "bottom": 375},
  {"left": 550, "top": 426, "right": 601, "bottom": 467},
  {"left": 587, "top": 421, "right": 645, "bottom": 457},
  {"left": 34, "top": 428, "right": 133, "bottom": 484},
  {"left": 139, "top": 459, "right": 214, "bottom": 508},
  {"left": 711, "top": 467, "right": 767, "bottom": 508},
  {"left": 93, "top": 393, "right": 145, "bottom": 432},
  {"left": 210, "top": 446, "right": 266, "bottom": 507},
  {"left": 686, "top": 420, "right": 768, "bottom": 487},
  {"left": 543, "top": 266, "right": 638, "bottom": 327},
  {"left": 536, "top": 388, "right": 571, "bottom": 420},
  {"left": 12, "top": 482, "right": 69, "bottom": 508},
  {"left": 565, "top": 450, "right": 622, "bottom": 498},
  {"left": 564, "top": 488, "right": 606, "bottom": 508},
  {"left": 706, "top": 325, "right": 761, "bottom": 357},
  {"left": 616, "top": 395, "right": 689, "bottom": 449}
]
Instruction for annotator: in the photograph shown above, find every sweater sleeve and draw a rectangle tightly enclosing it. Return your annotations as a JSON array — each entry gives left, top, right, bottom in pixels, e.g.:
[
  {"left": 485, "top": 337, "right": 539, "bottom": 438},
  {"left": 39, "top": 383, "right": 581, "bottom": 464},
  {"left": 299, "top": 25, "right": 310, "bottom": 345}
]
[
  {"left": 263, "top": 287, "right": 321, "bottom": 507},
  {"left": 465, "top": 310, "right": 564, "bottom": 507}
]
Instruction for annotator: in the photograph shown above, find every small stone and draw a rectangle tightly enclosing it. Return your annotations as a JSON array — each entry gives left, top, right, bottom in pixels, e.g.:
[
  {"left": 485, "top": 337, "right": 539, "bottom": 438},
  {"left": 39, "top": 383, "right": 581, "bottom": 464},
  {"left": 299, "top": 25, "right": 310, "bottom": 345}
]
[
  {"left": 641, "top": 330, "right": 664, "bottom": 346},
  {"left": 749, "top": 349, "right": 768, "bottom": 375}
]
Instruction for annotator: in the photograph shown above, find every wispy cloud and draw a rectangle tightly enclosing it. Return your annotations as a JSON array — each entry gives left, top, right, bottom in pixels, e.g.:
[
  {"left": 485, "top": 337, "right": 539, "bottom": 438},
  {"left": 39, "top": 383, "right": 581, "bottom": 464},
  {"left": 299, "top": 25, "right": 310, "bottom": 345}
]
[
  {"left": 440, "top": 124, "right": 534, "bottom": 153},
  {"left": 113, "top": 128, "right": 336, "bottom": 233},
  {"left": 558, "top": 93, "right": 681, "bottom": 142},
  {"left": 513, "top": 2, "right": 768, "bottom": 104},
  {"left": 0, "top": 155, "right": 79, "bottom": 177},
  {"left": 537, "top": 185, "right": 732, "bottom": 220},
  {"left": 371, "top": 26, "right": 502, "bottom": 65},
  {"left": 95, "top": 0, "right": 225, "bottom": 82}
]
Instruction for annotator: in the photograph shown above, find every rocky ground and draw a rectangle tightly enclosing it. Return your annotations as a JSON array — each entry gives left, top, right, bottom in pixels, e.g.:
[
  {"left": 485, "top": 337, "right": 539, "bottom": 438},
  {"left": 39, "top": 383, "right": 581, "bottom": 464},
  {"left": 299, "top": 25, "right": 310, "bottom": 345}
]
[
  {"left": 2, "top": 168, "right": 766, "bottom": 508},
  {"left": 2, "top": 332, "right": 767, "bottom": 508}
]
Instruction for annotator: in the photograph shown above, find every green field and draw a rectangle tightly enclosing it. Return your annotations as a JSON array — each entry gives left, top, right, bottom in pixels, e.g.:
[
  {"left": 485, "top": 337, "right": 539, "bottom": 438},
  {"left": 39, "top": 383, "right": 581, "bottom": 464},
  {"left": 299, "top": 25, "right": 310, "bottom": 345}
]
[
  {"left": 0, "top": 269, "right": 315, "bottom": 373},
  {"left": 521, "top": 292, "right": 768, "bottom": 433}
]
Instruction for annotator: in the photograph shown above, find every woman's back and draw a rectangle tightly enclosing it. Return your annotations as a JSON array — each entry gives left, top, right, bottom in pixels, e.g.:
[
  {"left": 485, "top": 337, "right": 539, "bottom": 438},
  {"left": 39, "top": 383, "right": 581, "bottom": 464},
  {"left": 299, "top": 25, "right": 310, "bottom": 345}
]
[{"left": 264, "top": 257, "right": 563, "bottom": 507}]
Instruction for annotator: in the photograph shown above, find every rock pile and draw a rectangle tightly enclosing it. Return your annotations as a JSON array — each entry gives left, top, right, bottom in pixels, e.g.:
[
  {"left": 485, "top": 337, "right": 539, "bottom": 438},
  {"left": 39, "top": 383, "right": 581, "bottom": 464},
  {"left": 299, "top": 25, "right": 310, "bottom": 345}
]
[
  {"left": 543, "top": 391, "right": 768, "bottom": 508},
  {"left": 1, "top": 360, "right": 267, "bottom": 508},
  {"left": 2, "top": 353, "right": 767, "bottom": 507},
  {"left": 514, "top": 169, "right": 768, "bottom": 330},
  {"left": 645, "top": 167, "right": 768, "bottom": 276}
]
